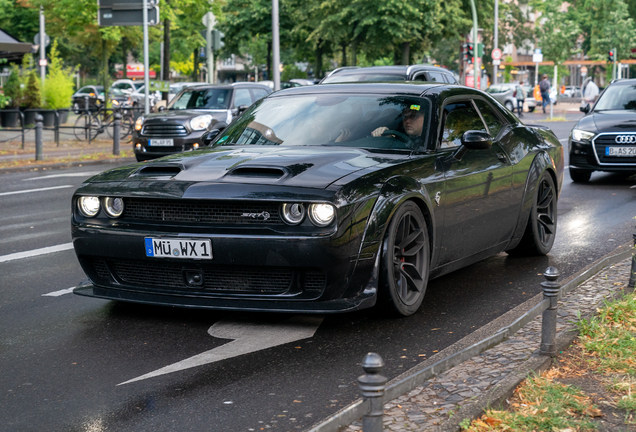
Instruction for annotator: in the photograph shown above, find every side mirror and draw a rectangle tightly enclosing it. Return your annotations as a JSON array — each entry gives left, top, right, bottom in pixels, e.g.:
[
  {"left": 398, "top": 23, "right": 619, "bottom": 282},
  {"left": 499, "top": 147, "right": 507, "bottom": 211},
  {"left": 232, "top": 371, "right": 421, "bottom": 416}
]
[
  {"left": 237, "top": 105, "right": 249, "bottom": 114},
  {"left": 159, "top": 105, "right": 166, "bottom": 112},
  {"left": 580, "top": 104, "right": 590, "bottom": 114},
  {"left": 201, "top": 122, "right": 228, "bottom": 146},
  {"left": 460, "top": 130, "right": 493, "bottom": 150}
]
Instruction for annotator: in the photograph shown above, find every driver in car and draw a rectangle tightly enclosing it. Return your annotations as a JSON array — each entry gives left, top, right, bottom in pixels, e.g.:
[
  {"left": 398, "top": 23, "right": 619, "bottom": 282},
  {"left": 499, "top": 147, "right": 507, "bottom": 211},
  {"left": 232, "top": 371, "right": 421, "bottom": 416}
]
[{"left": 371, "top": 105, "right": 424, "bottom": 143}]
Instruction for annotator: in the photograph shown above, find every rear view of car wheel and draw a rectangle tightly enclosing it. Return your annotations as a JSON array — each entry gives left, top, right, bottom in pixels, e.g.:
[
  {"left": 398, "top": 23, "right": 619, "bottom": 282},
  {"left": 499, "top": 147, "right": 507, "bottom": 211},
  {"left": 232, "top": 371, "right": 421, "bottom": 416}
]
[
  {"left": 379, "top": 202, "right": 430, "bottom": 317},
  {"left": 570, "top": 168, "right": 592, "bottom": 183},
  {"left": 505, "top": 101, "right": 514, "bottom": 111},
  {"left": 507, "top": 172, "right": 557, "bottom": 256}
]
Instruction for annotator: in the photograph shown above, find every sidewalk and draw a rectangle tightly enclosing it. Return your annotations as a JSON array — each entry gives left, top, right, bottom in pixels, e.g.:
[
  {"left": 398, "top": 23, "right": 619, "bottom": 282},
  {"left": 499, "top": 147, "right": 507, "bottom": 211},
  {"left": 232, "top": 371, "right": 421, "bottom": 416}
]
[{"left": 340, "top": 246, "right": 635, "bottom": 432}]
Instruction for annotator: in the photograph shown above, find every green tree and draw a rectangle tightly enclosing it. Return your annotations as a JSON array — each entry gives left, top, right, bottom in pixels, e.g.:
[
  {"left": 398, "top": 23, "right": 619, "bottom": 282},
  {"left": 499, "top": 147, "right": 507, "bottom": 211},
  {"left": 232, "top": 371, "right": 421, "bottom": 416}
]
[
  {"left": 42, "top": 40, "right": 75, "bottom": 109},
  {"left": 3, "top": 64, "right": 22, "bottom": 108},
  {"left": 23, "top": 70, "right": 41, "bottom": 108},
  {"left": 532, "top": 0, "right": 580, "bottom": 67},
  {"left": 0, "top": 0, "right": 39, "bottom": 43}
]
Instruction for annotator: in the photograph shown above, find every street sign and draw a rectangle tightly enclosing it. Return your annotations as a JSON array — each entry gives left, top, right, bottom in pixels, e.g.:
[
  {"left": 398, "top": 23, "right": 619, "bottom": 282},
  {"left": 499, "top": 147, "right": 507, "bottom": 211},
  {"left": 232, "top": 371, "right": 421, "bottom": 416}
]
[
  {"left": 532, "top": 52, "right": 543, "bottom": 63},
  {"left": 33, "top": 33, "right": 50, "bottom": 47},
  {"left": 202, "top": 11, "right": 216, "bottom": 28},
  {"left": 98, "top": 0, "right": 160, "bottom": 26},
  {"left": 581, "top": 66, "right": 588, "bottom": 77},
  {"left": 148, "top": 80, "right": 170, "bottom": 92},
  {"left": 38, "top": 59, "right": 48, "bottom": 67},
  {"left": 491, "top": 48, "right": 502, "bottom": 60},
  {"left": 493, "top": 59, "right": 501, "bottom": 66}
]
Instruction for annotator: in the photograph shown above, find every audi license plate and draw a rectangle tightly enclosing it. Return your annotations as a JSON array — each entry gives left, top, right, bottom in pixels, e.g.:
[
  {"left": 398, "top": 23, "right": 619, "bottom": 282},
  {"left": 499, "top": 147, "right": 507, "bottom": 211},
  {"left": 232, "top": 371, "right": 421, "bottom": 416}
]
[
  {"left": 148, "top": 139, "right": 174, "bottom": 147},
  {"left": 606, "top": 146, "right": 636, "bottom": 156},
  {"left": 145, "top": 238, "right": 212, "bottom": 259}
]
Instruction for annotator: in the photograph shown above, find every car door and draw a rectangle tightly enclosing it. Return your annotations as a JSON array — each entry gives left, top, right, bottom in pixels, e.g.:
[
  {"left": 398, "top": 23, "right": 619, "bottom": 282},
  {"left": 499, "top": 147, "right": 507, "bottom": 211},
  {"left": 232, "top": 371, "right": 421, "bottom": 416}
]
[{"left": 435, "top": 98, "right": 514, "bottom": 265}]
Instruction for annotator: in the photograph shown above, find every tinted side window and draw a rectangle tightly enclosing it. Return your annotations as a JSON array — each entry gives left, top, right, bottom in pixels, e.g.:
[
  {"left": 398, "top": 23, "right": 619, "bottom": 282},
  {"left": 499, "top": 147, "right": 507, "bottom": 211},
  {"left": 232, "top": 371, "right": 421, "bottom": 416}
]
[
  {"left": 251, "top": 88, "right": 269, "bottom": 101},
  {"left": 233, "top": 88, "right": 252, "bottom": 107},
  {"left": 440, "top": 101, "right": 487, "bottom": 148},
  {"left": 427, "top": 72, "right": 446, "bottom": 82},
  {"left": 474, "top": 100, "right": 504, "bottom": 137},
  {"left": 443, "top": 74, "right": 457, "bottom": 84},
  {"left": 77, "top": 86, "right": 92, "bottom": 93},
  {"left": 412, "top": 73, "right": 427, "bottom": 81}
]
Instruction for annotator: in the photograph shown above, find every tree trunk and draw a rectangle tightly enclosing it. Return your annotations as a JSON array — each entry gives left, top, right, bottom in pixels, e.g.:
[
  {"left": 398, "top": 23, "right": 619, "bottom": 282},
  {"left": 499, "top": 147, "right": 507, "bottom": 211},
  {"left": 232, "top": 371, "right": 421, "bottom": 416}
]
[
  {"left": 401, "top": 42, "right": 410, "bottom": 66},
  {"left": 342, "top": 42, "right": 347, "bottom": 67},
  {"left": 122, "top": 37, "right": 128, "bottom": 79},
  {"left": 267, "top": 41, "right": 271, "bottom": 80},
  {"left": 316, "top": 39, "right": 323, "bottom": 79},
  {"left": 162, "top": 5, "right": 171, "bottom": 102},
  {"left": 192, "top": 47, "right": 199, "bottom": 81},
  {"left": 351, "top": 39, "right": 357, "bottom": 66},
  {"left": 393, "top": 48, "right": 400, "bottom": 65}
]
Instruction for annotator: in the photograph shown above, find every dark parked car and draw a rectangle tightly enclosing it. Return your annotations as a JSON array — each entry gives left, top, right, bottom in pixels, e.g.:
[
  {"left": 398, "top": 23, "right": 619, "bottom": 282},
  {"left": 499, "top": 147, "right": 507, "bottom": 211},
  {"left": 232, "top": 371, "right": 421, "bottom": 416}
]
[
  {"left": 72, "top": 83, "right": 563, "bottom": 316},
  {"left": 72, "top": 85, "right": 104, "bottom": 113},
  {"left": 132, "top": 82, "right": 272, "bottom": 161},
  {"left": 321, "top": 65, "right": 458, "bottom": 84},
  {"left": 570, "top": 79, "right": 636, "bottom": 182}
]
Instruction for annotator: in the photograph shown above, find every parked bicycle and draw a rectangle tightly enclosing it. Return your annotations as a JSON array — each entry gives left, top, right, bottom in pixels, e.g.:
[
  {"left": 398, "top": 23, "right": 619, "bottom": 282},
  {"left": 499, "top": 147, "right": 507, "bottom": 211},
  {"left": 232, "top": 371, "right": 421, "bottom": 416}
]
[{"left": 73, "top": 103, "right": 134, "bottom": 142}]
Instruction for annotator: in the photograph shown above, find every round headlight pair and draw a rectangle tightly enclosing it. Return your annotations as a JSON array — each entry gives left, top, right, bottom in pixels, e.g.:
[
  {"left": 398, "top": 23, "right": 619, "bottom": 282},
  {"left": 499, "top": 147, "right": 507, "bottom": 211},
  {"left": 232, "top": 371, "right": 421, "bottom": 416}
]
[
  {"left": 280, "top": 203, "right": 335, "bottom": 227},
  {"left": 77, "top": 196, "right": 124, "bottom": 218}
]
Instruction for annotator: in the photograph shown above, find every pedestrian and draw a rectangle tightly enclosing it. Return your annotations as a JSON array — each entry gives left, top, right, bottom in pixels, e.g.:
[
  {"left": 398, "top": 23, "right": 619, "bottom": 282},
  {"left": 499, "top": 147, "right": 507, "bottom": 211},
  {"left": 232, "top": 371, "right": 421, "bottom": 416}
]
[
  {"left": 581, "top": 77, "right": 599, "bottom": 107},
  {"left": 515, "top": 81, "right": 525, "bottom": 117},
  {"left": 539, "top": 74, "right": 551, "bottom": 113}
]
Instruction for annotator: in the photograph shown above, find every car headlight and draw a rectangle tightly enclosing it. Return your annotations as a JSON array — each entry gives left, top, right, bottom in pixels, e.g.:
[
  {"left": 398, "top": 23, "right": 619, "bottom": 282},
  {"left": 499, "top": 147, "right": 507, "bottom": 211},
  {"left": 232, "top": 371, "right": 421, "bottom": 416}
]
[
  {"left": 571, "top": 129, "right": 595, "bottom": 142},
  {"left": 103, "top": 197, "right": 124, "bottom": 218},
  {"left": 135, "top": 116, "right": 144, "bottom": 131},
  {"left": 281, "top": 203, "right": 305, "bottom": 225},
  {"left": 190, "top": 115, "right": 213, "bottom": 131},
  {"left": 78, "top": 196, "right": 100, "bottom": 217},
  {"left": 308, "top": 203, "right": 335, "bottom": 227}
]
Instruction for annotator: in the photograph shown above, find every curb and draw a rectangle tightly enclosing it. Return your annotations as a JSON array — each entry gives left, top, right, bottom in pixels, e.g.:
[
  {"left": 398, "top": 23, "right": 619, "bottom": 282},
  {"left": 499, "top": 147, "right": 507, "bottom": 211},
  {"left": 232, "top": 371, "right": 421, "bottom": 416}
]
[{"left": 0, "top": 157, "right": 136, "bottom": 174}]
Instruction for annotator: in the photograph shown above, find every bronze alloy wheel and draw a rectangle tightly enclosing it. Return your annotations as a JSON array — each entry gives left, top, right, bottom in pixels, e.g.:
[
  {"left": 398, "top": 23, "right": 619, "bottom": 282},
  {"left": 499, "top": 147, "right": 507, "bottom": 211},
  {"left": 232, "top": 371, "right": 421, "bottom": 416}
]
[{"left": 380, "top": 202, "right": 430, "bottom": 316}]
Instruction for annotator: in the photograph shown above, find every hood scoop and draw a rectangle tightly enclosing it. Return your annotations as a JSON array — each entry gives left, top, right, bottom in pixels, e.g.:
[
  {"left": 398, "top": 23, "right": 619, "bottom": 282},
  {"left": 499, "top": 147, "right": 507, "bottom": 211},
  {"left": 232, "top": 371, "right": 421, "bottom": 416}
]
[
  {"left": 226, "top": 166, "right": 287, "bottom": 179},
  {"left": 135, "top": 165, "right": 183, "bottom": 177}
]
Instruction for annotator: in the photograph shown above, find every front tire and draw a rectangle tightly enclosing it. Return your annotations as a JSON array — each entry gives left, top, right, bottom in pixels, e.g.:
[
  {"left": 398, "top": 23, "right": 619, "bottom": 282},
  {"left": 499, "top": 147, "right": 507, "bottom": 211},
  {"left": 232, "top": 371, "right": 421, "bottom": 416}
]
[
  {"left": 378, "top": 202, "right": 430, "bottom": 317},
  {"left": 570, "top": 168, "right": 592, "bottom": 183},
  {"left": 505, "top": 101, "right": 514, "bottom": 112},
  {"left": 507, "top": 172, "right": 557, "bottom": 256}
]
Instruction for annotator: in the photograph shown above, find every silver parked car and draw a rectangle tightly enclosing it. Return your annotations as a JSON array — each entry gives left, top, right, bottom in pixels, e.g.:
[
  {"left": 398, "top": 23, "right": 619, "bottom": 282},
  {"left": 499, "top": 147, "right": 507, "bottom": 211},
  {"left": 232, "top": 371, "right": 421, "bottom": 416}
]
[{"left": 486, "top": 83, "right": 537, "bottom": 113}]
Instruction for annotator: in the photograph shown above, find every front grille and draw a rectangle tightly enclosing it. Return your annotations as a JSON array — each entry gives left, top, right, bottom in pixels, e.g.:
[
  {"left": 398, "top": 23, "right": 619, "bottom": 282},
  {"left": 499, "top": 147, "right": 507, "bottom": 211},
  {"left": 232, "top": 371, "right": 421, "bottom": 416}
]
[
  {"left": 93, "top": 259, "right": 110, "bottom": 279},
  {"left": 123, "top": 198, "right": 284, "bottom": 225},
  {"left": 593, "top": 134, "right": 636, "bottom": 165},
  {"left": 142, "top": 123, "right": 188, "bottom": 137},
  {"left": 305, "top": 271, "right": 327, "bottom": 291},
  {"left": 101, "top": 259, "right": 294, "bottom": 293}
]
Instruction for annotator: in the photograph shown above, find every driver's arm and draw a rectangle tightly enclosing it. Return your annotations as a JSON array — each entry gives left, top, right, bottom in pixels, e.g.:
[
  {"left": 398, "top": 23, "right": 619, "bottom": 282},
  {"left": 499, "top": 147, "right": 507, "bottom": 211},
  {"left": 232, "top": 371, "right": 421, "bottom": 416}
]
[{"left": 371, "top": 126, "right": 388, "bottom": 137}]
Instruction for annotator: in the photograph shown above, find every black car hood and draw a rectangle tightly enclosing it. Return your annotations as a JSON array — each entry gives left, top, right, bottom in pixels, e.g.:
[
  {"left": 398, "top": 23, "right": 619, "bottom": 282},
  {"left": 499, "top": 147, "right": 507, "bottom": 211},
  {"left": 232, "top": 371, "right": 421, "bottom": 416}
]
[
  {"left": 88, "top": 146, "right": 402, "bottom": 190},
  {"left": 580, "top": 110, "right": 636, "bottom": 132}
]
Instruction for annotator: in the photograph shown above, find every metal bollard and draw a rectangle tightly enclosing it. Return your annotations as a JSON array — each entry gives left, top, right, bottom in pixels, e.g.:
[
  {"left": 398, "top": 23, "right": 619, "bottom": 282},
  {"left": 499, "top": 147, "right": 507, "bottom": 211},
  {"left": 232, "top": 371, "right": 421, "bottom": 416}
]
[
  {"left": 540, "top": 267, "right": 561, "bottom": 356},
  {"left": 113, "top": 112, "right": 121, "bottom": 155},
  {"left": 358, "top": 353, "right": 387, "bottom": 432},
  {"left": 628, "top": 226, "right": 636, "bottom": 288},
  {"left": 35, "top": 113, "right": 43, "bottom": 161}
]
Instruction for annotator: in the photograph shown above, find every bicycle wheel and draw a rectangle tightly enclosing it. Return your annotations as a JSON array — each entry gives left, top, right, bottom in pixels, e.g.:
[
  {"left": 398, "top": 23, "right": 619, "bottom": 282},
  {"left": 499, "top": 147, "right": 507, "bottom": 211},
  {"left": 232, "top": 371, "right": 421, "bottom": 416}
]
[
  {"left": 105, "top": 113, "right": 134, "bottom": 141},
  {"left": 73, "top": 114, "right": 100, "bottom": 141}
]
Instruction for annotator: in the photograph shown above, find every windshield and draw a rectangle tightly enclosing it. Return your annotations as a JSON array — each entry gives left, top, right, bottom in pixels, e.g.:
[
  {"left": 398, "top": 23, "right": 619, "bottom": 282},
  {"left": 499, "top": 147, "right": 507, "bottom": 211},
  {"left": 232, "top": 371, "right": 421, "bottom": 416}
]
[
  {"left": 214, "top": 94, "right": 430, "bottom": 151},
  {"left": 169, "top": 88, "right": 231, "bottom": 110},
  {"left": 594, "top": 84, "right": 636, "bottom": 110},
  {"left": 321, "top": 74, "right": 407, "bottom": 84}
]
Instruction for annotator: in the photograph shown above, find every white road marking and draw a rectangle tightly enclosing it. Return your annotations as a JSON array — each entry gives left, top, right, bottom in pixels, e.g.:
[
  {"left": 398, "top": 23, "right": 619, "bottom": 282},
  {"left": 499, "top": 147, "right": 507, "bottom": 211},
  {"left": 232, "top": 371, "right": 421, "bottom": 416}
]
[
  {"left": 42, "top": 287, "right": 75, "bottom": 297},
  {"left": 0, "top": 185, "right": 73, "bottom": 197},
  {"left": 559, "top": 138, "right": 568, "bottom": 142},
  {"left": 0, "top": 243, "right": 74, "bottom": 263},
  {"left": 22, "top": 172, "right": 100, "bottom": 181},
  {"left": 118, "top": 315, "right": 324, "bottom": 386}
]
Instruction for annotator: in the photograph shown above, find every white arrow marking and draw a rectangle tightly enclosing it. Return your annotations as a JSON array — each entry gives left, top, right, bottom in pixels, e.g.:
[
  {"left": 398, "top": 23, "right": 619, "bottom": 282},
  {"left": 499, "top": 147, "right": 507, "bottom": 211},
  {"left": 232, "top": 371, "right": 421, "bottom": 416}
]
[
  {"left": 42, "top": 287, "right": 75, "bottom": 297},
  {"left": 118, "top": 315, "right": 324, "bottom": 386},
  {"left": 23, "top": 171, "right": 101, "bottom": 181}
]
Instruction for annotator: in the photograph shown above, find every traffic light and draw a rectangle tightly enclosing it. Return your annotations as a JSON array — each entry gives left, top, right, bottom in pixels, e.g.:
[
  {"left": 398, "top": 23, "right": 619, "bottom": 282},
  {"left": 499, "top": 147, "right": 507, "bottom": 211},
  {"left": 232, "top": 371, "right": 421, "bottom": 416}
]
[
  {"left": 608, "top": 50, "right": 615, "bottom": 62},
  {"left": 212, "top": 30, "right": 225, "bottom": 51},
  {"left": 467, "top": 43, "right": 474, "bottom": 58}
]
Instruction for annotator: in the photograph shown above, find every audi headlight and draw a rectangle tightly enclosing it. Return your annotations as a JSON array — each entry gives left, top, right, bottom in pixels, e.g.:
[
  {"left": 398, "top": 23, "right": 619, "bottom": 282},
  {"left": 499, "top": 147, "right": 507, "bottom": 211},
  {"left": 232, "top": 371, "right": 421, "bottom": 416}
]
[
  {"left": 190, "top": 115, "right": 213, "bottom": 131},
  {"left": 103, "top": 197, "right": 124, "bottom": 218},
  {"left": 135, "top": 116, "right": 144, "bottom": 131},
  {"left": 308, "top": 203, "right": 335, "bottom": 227},
  {"left": 281, "top": 203, "right": 305, "bottom": 225},
  {"left": 78, "top": 196, "right": 100, "bottom": 217},
  {"left": 571, "top": 129, "right": 595, "bottom": 142}
]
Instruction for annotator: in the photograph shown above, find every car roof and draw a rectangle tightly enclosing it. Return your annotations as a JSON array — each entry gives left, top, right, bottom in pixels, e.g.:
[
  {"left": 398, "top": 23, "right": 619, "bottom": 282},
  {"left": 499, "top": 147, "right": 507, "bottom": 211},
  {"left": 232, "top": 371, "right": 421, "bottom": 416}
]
[
  {"left": 270, "top": 82, "right": 472, "bottom": 97},
  {"left": 326, "top": 64, "right": 453, "bottom": 78},
  {"left": 608, "top": 78, "right": 636, "bottom": 86},
  {"left": 182, "top": 82, "right": 271, "bottom": 90}
]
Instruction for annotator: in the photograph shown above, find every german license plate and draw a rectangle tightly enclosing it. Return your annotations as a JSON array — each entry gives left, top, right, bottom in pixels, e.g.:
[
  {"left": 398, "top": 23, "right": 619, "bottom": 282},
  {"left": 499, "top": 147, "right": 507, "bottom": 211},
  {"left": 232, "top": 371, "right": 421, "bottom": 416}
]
[
  {"left": 606, "top": 146, "right": 636, "bottom": 156},
  {"left": 145, "top": 237, "right": 212, "bottom": 259},
  {"left": 148, "top": 139, "right": 174, "bottom": 147}
]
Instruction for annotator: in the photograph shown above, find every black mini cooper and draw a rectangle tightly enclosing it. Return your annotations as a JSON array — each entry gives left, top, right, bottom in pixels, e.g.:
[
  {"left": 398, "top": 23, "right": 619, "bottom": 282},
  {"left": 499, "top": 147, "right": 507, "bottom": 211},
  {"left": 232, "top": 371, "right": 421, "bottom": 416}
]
[
  {"left": 132, "top": 82, "right": 271, "bottom": 161},
  {"left": 570, "top": 79, "right": 636, "bottom": 182}
]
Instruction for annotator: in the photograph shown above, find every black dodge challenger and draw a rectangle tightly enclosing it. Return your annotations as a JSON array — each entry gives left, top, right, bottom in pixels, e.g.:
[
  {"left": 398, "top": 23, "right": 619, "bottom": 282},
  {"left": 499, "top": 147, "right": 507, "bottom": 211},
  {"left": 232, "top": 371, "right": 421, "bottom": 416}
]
[{"left": 71, "top": 83, "right": 563, "bottom": 316}]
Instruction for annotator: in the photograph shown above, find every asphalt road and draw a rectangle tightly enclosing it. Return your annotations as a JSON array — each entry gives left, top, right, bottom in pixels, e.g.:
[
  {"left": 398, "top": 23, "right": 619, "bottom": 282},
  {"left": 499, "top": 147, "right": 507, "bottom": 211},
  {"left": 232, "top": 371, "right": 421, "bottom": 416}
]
[{"left": 1, "top": 117, "right": 635, "bottom": 432}]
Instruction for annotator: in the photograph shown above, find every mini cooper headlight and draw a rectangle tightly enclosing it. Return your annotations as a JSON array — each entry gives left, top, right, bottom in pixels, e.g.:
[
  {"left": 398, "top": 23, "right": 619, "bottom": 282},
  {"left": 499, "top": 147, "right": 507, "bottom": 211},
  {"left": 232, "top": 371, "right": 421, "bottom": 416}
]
[
  {"left": 78, "top": 196, "right": 100, "bottom": 217},
  {"left": 103, "top": 197, "right": 124, "bottom": 218},
  {"left": 281, "top": 203, "right": 305, "bottom": 225},
  {"left": 571, "top": 128, "right": 595, "bottom": 142},
  {"left": 308, "top": 203, "right": 335, "bottom": 227},
  {"left": 190, "top": 115, "right": 213, "bottom": 131},
  {"left": 135, "top": 116, "right": 144, "bottom": 131}
]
